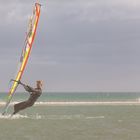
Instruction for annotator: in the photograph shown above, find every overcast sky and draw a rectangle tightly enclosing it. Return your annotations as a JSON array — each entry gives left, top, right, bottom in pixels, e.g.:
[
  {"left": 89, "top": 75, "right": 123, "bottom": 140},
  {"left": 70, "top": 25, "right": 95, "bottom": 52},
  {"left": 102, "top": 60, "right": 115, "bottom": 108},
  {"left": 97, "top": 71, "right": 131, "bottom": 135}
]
[{"left": 1, "top": 0, "right": 140, "bottom": 92}]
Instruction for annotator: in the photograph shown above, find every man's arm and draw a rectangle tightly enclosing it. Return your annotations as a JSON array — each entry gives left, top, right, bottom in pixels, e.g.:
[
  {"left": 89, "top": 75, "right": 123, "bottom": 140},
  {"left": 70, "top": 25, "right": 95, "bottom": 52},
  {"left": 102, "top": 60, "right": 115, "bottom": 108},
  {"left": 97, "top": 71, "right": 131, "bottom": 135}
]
[
  {"left": 23, "top": 84, "right": 35, "bottom": 93},
  {"left": 23, "top": 85, "right": 42, "bottom": 95},
  {"left": 11, "top": 79, "right": 36, "bottom": 93},
  {"left": 18, "top": 81, "right": 36, "bottom": 93}
]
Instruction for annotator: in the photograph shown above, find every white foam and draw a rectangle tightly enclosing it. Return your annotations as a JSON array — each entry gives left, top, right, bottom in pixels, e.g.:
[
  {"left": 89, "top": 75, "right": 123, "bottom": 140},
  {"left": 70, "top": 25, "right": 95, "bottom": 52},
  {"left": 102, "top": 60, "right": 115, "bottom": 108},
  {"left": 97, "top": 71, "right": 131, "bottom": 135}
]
[
  {"left": 86, "top": 116, "right": 105, "bottom": 119},
  {"left": 0, "top": 113, "right": 105, "bottom": 120},
  {"left": 1, "top": 101, "right": 140, "bottom": 107},
  {"left": 34, "top": 101, "right": 140, "bottom": 106},
  {"left": 0, "top": 114, "right": 29, "bottom": 119},
  {"left": 0, "top": 113, "right": 45, "bottom": 120}
]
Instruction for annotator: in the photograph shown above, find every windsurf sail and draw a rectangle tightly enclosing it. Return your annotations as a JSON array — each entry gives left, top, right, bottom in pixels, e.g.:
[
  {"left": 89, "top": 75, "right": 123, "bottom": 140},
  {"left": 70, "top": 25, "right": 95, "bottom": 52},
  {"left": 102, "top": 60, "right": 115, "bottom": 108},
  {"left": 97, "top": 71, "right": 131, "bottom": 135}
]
[{"left": 2, "top": 3, "right": 41, "bottom": 115}]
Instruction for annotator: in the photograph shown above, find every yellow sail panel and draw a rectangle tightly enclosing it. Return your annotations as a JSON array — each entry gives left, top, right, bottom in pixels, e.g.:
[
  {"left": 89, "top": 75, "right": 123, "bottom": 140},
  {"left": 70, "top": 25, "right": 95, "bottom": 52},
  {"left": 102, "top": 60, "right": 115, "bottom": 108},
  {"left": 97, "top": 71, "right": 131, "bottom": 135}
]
[{"left": 2, "top": 3, "right": 41, "bottom": 115}]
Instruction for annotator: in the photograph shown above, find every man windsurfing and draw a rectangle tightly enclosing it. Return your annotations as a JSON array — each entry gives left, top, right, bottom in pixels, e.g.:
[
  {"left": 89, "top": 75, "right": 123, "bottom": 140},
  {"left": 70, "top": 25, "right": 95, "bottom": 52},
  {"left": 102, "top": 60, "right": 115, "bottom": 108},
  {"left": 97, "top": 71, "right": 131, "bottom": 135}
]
[{"left": 12, "top": 80, "right": 43, "bottom": 115}]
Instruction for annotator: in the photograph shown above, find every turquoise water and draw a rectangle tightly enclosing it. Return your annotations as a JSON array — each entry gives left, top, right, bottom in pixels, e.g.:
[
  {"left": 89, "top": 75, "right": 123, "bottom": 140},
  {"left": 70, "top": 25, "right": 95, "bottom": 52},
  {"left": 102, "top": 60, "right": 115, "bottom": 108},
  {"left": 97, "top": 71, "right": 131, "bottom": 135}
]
[
  {"left": 1, "top": 92, "right": 140, "bottom": 102},
  {"left": 0, "top": 92, "right": 140, "bottom": 140}
]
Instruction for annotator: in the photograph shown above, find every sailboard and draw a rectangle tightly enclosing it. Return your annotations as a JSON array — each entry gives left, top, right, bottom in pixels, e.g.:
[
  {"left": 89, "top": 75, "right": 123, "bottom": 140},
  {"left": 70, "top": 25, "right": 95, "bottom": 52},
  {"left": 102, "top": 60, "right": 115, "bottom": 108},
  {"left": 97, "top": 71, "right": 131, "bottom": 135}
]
[{"left": 2, "top": 3, "right": 41, "bottom": 115}]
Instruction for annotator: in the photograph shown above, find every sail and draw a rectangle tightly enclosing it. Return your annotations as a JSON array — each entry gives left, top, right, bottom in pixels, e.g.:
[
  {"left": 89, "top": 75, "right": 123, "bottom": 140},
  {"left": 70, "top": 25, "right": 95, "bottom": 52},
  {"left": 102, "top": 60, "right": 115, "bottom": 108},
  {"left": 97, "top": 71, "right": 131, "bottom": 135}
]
[{"left": 2, "top": 3, "right": 41, "bottom": 115}]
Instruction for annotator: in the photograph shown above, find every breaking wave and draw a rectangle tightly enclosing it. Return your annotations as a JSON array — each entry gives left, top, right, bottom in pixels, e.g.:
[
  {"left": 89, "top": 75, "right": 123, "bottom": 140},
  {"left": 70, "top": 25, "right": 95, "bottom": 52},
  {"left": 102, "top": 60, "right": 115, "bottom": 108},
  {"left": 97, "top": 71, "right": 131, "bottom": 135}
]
[{"left": 0, "top": 101, "right": 140, "bottom": 106}]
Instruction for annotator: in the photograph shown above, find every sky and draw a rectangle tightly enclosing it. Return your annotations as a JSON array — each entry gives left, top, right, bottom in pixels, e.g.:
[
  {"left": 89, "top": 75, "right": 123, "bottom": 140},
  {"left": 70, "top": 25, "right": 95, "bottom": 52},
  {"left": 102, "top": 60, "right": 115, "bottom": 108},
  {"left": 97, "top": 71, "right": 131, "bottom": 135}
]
[{"left": 0, "top": 0, "right": 140, "bottom": 92}]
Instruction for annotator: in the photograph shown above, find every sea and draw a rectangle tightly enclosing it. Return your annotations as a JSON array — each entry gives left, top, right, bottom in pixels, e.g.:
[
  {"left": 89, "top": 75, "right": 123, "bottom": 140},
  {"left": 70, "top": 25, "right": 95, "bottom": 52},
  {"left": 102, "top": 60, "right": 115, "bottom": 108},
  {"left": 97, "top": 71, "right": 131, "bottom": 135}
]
[{"left": 0, "top": 92, "right": 140, "bottom": 140}]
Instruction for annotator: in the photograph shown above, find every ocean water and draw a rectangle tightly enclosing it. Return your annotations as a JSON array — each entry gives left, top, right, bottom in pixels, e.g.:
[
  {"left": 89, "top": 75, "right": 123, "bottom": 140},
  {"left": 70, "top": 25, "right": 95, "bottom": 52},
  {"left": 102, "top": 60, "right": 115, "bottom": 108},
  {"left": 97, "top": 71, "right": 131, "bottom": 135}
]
[{"left": 0, "top": 92, "right": 140, "bottom": 140}]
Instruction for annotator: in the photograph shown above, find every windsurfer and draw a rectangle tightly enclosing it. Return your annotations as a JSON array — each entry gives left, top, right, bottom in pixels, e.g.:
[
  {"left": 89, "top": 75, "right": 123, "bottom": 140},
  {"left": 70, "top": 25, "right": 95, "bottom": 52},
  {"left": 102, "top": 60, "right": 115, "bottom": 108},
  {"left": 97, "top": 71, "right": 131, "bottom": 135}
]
[{"left": 12, "top": 80, "right": 43, "bottom": 115}]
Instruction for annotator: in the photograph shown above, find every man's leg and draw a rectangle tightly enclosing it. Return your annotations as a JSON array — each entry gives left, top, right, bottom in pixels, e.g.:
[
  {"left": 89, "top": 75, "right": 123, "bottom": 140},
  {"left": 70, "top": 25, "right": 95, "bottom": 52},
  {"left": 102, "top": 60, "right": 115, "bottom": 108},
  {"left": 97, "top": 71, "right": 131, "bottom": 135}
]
[
  {"left": 12, "top": 100, "right": 34, "bottom": 115},
  {"left": 13, "top": 101, "right": 28, "bottom": 115}
]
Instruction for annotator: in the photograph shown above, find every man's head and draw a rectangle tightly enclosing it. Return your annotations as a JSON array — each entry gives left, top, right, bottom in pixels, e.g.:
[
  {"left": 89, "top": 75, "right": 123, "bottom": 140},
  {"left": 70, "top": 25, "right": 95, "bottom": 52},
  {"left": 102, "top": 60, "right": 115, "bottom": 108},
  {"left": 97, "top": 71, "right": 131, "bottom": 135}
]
[{"left": 36, "top": 80, "right": 43, "bottom": 89}]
